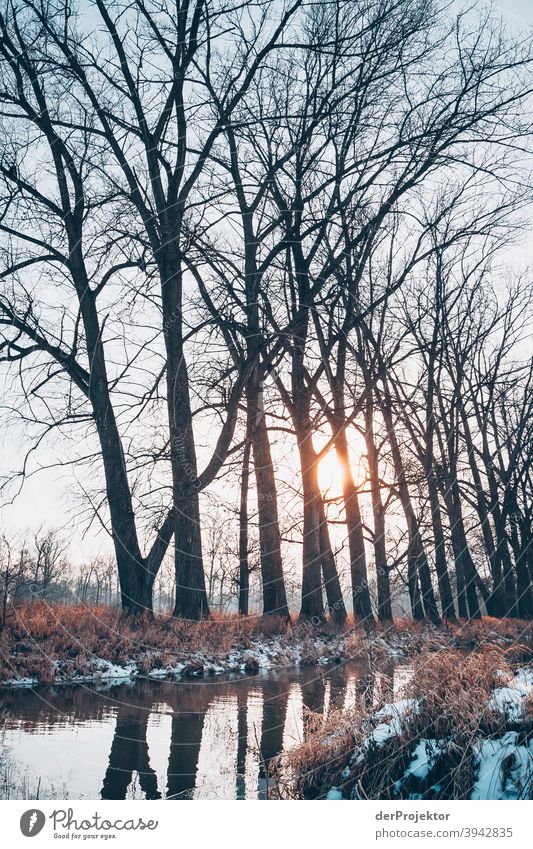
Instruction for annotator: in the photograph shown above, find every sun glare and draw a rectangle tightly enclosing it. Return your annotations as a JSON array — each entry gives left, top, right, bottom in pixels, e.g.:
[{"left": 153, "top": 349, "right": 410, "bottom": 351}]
[
  {"left": 317, "top": 431, "right": 367, "bottom": 495},
  {"left": 318, "top": 450, "right": 345, "bottom": 494}
]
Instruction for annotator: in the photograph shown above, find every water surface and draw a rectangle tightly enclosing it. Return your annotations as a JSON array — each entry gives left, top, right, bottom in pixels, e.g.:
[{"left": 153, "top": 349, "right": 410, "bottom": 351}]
[{"left": 0, "top": 660, "right": 411, "bottom": 800}]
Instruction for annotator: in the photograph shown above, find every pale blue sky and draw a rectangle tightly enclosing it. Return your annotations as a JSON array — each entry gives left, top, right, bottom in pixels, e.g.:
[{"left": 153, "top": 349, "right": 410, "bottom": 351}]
[{"left": 496, "top": 0, "right": 533, "bottom": 24}]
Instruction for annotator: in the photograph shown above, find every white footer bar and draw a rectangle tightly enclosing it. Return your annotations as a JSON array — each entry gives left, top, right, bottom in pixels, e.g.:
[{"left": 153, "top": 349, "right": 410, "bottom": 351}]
[{"left": 3, "top": 799, "right": 528, "bottom": 848}]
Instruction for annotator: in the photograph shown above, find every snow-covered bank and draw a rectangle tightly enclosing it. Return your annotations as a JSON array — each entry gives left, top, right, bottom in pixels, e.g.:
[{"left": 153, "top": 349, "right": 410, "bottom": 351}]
[
  {"left": 1, "top": 630, "right": 367, "bottom": 689},
  {"left": 1, "top": 631, "right": 343, "bottom": 688},
  {"left": 349, "top": 668, "right": 533, "bottom": 801},
  {"left": 2, "top": 603, "right": 532, "bottom": 691},
  {"left": 272, "top": 650, "right": 533, "bottom": 801}
]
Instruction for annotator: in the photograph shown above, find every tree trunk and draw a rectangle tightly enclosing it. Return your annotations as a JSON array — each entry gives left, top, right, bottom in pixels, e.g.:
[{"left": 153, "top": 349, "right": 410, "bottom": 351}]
[
  {"left": 160, "top": 252, "right": 209, "bottom": 620},
  {"left": 317, "top": 486, "right": 347, "bottom": 625},
  {"left": 509, "top": 512, "right": 533, "bottom": 619},
  {"left": 412, "top": 529, "right": 441, "bottom": 624},
  {"left": 333, "top": 426, "right": 374, "bottom": 626},
  {"left": 296, "top": 428, "right": 325, "bottom": 621},
  {"left": 422, "top": 340, "right": 455, "bottom": 621},
  {"left": 492, "top": 509, "right": 518, "bottom": 619},
  {"left": 238, "top": 428, "right": 251, "bottom": 616},
  {"left": 172, "top": 494, "right": 208, "bottom": 619},
  {"left": 364, "top": 392, "right": 392, "bottom": 621},
  {"left": 441, "top": 476, "right": 481, "bottom": 619},
  {"left": 248, "top": 378, "right": 289, "bottom": 619},
  {"left": 473, "top": 404, "right": 518, "bottom": 617},
  {"left": 407, "top": 552, "right": 424, "bottom": 620},
  {"left": 95, "top": 414, "right": 154, "bottom": 614},
  {"left": 121, "top": 567, "right": 155, "bottom": 616},
  {"left": 475, "top": 572, "right": 491, "bottom": 612},
  {"left": 460, "top": 407, "right": 504, "bottom": 616},
  {"left": 68, "top": 250, "right": 154, "bottom": 613},
  {"left": 432, "top": 397, "right": 481, "bottom": 620},
  {"left": 85, "top": 295, "right": 154, "bottom": 614},
  {"left": 439, "top": 478, "right": 467, "bottom": 617},
  {"left": 427, "top": 471, "right": 456, "bottom": 620},
  {"left": 520, "top": 521, "right": 533, "bottom": 617},
  {"left": 379, "top": 390, "right": 439, "bottom": 623}
]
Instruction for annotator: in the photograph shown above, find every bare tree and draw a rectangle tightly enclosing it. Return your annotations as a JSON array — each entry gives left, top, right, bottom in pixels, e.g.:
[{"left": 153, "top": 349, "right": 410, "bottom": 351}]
[
  {"left": 1, "top": 0, "right": 531, "bottom": 627},
  {"left": 0, "top": 0, "right": 302, "bottom": 617},
  {"left": 0, "top": 534, "right": 25, "bottom": 625}
]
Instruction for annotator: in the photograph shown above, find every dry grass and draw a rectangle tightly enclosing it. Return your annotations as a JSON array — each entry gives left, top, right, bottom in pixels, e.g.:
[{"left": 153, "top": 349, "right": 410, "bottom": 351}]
[
  {"left": 270, "top": 698, "right": 372, "bottom": 799},
  {"left": 273, "top": 645, "right": 533, "bottom": 800},
  {"left": 1, "top": 602, "right": 532, "bottom": 688},
  {"left": 407, "top": 648, "right": 512, "bottom": 739},
  {"left": 0, "top": 602, "right": 290, "bottom": 684}
]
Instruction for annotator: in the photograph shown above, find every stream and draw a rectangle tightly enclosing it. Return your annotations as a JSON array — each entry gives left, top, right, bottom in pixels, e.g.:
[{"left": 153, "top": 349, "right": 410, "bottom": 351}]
[{"left": 0, "top": 658, "right": 412, "bottom": 800}]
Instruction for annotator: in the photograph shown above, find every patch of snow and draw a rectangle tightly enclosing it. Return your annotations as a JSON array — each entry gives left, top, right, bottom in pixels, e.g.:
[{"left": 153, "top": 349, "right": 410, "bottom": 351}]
[
  {"left": 403, "top": 739, "right": 433, "bottom": 780},
  {"left": 146, "top": 667, "right": 170, "bottom": 679},
  {"left": 2, "top": 676, "right": 37, "bottom": 688},
  {"left": 395, "top": 739, "right": 446, "bottom": 795},
  {"left": 326, "top": 786, "right": 343, "bottom": 800},
  {"left": 166, "top": 662, "right": 186, "bottom": 676},
  {"left": 515, "top": 668, "right": 533, "bottom": 690},
  {"left": 370, "top": 721, "right": 401, "bottom": 746},
  {"left": 472, "top": 732, "right": 533, "bottom": 800},
  {"left": 349, "top": 700, "right": 418, "bottom": 766},
  {"left": 374, "top": 699, "right": 418, "bottom": 721},
  {"left": 488, "top": 667, "right": 533, "bottom": 723},
  {"left": 95, "top": 659, "right": 137, "bottom": 680}
]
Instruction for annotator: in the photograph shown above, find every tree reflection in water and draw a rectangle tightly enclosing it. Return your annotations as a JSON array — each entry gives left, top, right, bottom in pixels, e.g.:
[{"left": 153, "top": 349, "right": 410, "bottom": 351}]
[{"left": 0, "top": 660, "right": 409, "bottom": 800}]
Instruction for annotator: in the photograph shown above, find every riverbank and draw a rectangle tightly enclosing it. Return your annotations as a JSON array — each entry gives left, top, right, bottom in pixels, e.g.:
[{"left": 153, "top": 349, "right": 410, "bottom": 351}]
[
  {"left": 271, "top": 648, "right": 533, "bottom": 800},
  {"left": 1, "top": 603, "right": 532, "bottom": 689}
]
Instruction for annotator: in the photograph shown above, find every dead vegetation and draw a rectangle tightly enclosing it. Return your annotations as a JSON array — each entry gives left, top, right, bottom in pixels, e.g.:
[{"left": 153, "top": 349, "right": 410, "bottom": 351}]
[
  {"left": 0, "top": 602, "right": 289, "bottom": 684},
  {"left": 1, "top": 603, "right": 532, "bottom": 688},
  {"left": 271, "top": 646, "right": 533, "bottom": 800}
]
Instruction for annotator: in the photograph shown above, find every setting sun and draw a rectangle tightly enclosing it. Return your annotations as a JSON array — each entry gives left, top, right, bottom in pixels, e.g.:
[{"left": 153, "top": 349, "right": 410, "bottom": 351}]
[
  {"left": 317, "top": 431, "right": 367, "bottom": 495},
  {"left": 318, "top": 450, "right": 345, "bottom": 494}
]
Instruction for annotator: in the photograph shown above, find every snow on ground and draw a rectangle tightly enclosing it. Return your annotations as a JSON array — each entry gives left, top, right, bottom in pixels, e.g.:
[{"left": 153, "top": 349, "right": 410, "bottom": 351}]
[
  {"left": 471, "top": 732, "right": 533, "bottom": 800},
  {"left": 1, "top": 676, "right": 38, "bottom": 688},
  {"left": 1, "top": 633, "right": 348, "bottom": 689},
  {"left": 326, "top": 787, "right": 343, "bottom": 799},
  {"left": 94, "top": 660, "right": 138, "bottom": 680},
  {"left": 397, "top": 739, "right": 442, "bottom": 784},
  {"left": 488, "top": 668, "right": 533, "bottom": 723},
  {"left": 374, "top": 699, "right": 418, "bottom": 723},
  {"left": 344, "top": 699, "right": 419, "bottom": 770},
  {"left": 329, "top": 666, "right": 533, "bottom": 801}
]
